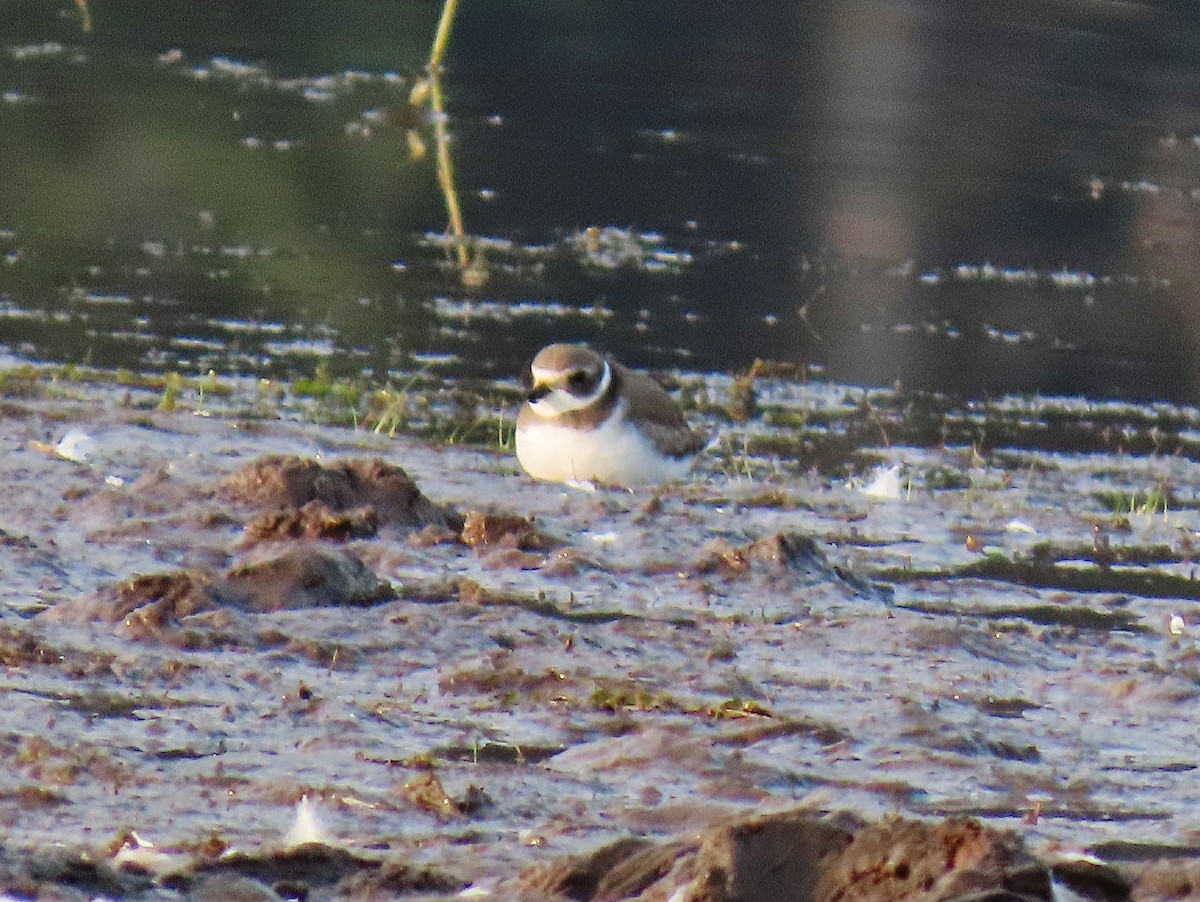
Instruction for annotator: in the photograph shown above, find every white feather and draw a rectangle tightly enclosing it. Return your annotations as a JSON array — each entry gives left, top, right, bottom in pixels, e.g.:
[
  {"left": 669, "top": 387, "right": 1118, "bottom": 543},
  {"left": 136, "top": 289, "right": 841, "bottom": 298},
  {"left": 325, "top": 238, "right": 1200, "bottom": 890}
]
[
  {"left": 516, "top": 396, "right": 693, "bottom": 486},
  {"left": 285, "top": 794, "right": 332, "bottom": 848}
]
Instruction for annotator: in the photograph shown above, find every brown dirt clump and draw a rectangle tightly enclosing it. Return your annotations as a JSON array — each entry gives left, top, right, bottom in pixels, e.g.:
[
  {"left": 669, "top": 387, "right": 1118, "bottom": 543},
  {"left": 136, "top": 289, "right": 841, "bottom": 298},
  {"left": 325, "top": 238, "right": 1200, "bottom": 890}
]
[
  {"left": 812, "top": 816, "right": 1047, "bottom": 901},
  {"left": 215, "top": 545, "right": 395, "bottom": 612},
  {"left": 687, "top": 811, "right": 857, "bottom": 902},
  {"left": 510, "top": 810, "right": 1134, "bottom": 901},
  {"left": 460, "top": 509, "right": 553, "bottom": 550},
  {"left": 331, "top": 861, "right": 467, "bottom": 899},
  {"left": 1131, "top": 859, "right": 1200, "bottom": 899},
  {"left": 400, "top": 767, "right": 489, "bottom": 819},
  {"left": 37, "top": 571, "right": 213, "bottom": 630},
  {"left": 38, "top": 546, "right": 394, "bottom": 634},
  {"left": 696, "top": 532, "right": 839, "bottom": 577},
  {"left": 0, "top": 846, "right": 151, "bottom": 900},
  {"left": 691, "top": 531, "right": 891, "bottom": 603},
  {"left": 243, "top": 499, "right": 379, "bottom": 543},
  {"left": 0, "top": 624, "right": 116, "bottom": 675},
  {"left": 515, "top": 811, "right": 856, "bottom": 901},
  {"left": 219, "top": 454, "right": 461, "bottom": 532},
  {"left": 172, "top": 844, "right": 464, "bottom": 899},
  {"left": 517, "top": 836, "right": 662, "bottom": 900}
]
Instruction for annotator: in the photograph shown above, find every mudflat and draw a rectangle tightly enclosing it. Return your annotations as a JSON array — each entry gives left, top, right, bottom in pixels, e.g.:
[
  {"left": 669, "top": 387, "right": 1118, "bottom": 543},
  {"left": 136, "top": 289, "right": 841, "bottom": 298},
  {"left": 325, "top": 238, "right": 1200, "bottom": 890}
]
[{"left": 1, "top": 367, "right": 1198, "bottom": 899}]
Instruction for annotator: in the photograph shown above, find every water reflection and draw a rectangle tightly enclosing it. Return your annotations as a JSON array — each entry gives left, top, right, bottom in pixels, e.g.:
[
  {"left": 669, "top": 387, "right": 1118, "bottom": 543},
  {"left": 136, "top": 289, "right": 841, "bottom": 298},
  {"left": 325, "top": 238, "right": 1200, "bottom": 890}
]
[
  {"left": 2, "top": 1, "right": 1200, "bottom": 401},
  {"left": 780, "top": 3, "right": 1200, "bottom": 400}
]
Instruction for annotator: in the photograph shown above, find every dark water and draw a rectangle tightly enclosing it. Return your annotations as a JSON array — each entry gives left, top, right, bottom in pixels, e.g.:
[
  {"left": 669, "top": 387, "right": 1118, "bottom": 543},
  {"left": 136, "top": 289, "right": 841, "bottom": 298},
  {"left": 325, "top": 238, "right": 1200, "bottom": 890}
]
[{"left": 4, "top": 1, "right": 1200, "bottom": 400}]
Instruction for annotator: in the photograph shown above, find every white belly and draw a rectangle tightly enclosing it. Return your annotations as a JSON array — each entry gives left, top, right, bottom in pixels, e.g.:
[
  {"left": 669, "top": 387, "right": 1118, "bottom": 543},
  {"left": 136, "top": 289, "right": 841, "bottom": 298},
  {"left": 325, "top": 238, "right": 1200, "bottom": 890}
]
[{"left": 516, "top": 404, "right": 693, "bottom": 487}]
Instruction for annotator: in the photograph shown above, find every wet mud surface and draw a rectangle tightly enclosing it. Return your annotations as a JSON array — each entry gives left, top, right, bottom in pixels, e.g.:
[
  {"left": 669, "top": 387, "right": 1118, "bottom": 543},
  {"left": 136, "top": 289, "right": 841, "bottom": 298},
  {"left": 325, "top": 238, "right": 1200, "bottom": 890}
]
[{"left": 3, "top": 367, "right": 1200, "bottom": 898}]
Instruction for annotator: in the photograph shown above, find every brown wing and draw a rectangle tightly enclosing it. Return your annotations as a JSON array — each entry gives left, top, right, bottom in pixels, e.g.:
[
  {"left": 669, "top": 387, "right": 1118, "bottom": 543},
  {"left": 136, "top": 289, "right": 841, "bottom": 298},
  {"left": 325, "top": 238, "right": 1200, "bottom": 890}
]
[{"left": 616, "top": 365, "right": 707, "bottom": 457}]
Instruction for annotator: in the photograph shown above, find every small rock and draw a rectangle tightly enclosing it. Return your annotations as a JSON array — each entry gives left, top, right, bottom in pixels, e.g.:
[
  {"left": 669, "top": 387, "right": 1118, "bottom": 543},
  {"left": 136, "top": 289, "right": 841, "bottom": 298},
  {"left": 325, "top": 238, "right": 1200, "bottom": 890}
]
[
  {"left": 506, "top": 810, "right": 1087, "bottom": 902},
  {"left": 7, "top": 847, "right": 150, "bottom": 900},
  {"left": 746, "top": 532, "right": 824, "bottom": 569},
  {"left": 541, "top": 547, "right": 594, "bottom": 577}
]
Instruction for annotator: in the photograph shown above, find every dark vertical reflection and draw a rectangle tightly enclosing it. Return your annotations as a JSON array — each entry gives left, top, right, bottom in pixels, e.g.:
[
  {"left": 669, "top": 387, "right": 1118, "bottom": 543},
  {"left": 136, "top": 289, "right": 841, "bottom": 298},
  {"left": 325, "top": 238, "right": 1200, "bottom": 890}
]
[{"left": 777, "top": 2, "right": 1200, "bottom": 400}]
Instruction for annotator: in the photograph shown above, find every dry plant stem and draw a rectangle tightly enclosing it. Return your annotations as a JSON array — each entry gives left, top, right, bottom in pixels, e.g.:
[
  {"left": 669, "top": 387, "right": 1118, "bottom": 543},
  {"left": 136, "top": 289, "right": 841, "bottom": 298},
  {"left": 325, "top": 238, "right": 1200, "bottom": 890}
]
[
  {"left": 74, "top": 0, "right": 92, "bottom": 32},
  {"left": 429, "top": 0, "right": 460, "bottom": 71},
  {"left": 430, "top": 74, "right": 469, "bottom": 270},
  {"left": 427, "top": 0, "right": 469, "bottom": 269}
]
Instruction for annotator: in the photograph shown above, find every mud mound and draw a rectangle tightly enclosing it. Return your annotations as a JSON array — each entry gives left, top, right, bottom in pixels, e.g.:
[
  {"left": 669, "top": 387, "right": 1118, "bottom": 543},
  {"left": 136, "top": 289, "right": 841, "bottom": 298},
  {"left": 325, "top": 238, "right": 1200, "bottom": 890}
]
[
  {"left": 178, "top": 844, "right": 464, "bottom": 899},
  {"left": 0, "top": 845, "right": 152, "bottom": 900},
  {"left": 244, "top": 500, "right": 380, "bottom": 543},
  {"left": 813, "top": 816, "right": 1044, "bottom": 901},
  {"left": 38, "top": 545, "right": 394, "bottom": 636},
  {"left": 515, "top": 810, "right": 1131, "bottom": 901},
  {"left": 220, "top": 455, "right": 461, "bottom": 535},
  {"left": 694, "top": 531, "right": 892, "bottom": 603},
  {"left": 218, "top": 544, "right": 395, "bottom": 611},
  {"left": 36, "top": 570, "right": 214, "bottom": 632}
]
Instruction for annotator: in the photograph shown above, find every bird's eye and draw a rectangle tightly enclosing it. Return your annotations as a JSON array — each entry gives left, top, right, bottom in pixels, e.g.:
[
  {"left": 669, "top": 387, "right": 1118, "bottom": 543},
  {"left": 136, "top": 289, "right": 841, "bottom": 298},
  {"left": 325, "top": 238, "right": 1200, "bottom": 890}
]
[{"left": 566, "top": 370, "right": 592, "bottom": 393}]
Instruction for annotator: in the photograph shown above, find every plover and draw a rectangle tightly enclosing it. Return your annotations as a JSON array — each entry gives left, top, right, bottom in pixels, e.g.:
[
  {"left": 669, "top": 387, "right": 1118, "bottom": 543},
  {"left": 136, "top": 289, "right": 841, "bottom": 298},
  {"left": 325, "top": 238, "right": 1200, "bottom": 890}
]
[{"left": 515, "top": 343, "right": 705, "bottom": 487}]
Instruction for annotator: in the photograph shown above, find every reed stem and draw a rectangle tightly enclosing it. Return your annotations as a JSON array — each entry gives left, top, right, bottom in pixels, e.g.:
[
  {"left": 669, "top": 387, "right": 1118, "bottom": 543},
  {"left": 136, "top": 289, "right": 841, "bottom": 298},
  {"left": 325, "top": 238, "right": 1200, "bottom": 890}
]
[
  {"left": 429, "top": 0, "right": 459, "bottom": 71},
  {"left": 430, "top": 74, "right": 469, "bottom": 269}
]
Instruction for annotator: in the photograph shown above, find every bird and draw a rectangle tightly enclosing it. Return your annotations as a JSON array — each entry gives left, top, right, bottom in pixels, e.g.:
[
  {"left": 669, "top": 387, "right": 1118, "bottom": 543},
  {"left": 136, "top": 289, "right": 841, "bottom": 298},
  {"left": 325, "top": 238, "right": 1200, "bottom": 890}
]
[{"left": 515, "top": 343, "right": 706, "bottom": 487}]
